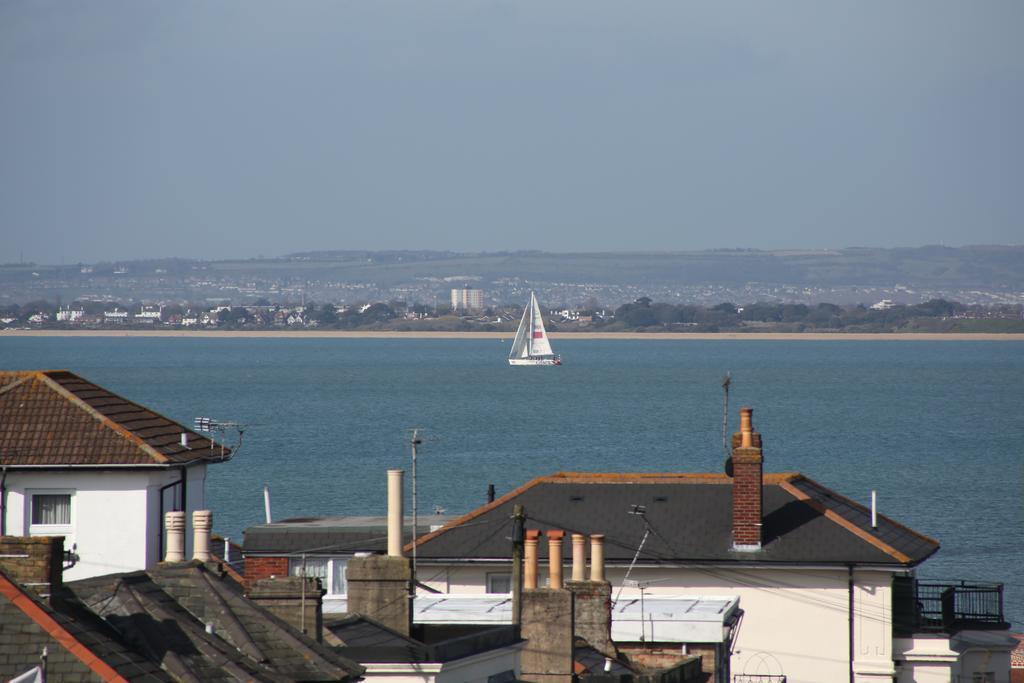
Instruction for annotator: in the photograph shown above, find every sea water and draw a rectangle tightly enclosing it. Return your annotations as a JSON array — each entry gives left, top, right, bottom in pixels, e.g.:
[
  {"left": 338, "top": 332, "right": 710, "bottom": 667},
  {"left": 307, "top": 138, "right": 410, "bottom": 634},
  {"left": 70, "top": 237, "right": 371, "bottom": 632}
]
[{"left": 2, "top": 336, "right": 1021, "bottom": 627}]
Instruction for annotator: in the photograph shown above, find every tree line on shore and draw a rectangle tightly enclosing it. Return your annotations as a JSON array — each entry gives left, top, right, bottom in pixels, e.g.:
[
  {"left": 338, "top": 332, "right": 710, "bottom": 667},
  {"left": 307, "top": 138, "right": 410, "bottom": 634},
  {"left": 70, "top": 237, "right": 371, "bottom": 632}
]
[{"left": 4, "top": 297, "right": 1023, "bottom": 333}]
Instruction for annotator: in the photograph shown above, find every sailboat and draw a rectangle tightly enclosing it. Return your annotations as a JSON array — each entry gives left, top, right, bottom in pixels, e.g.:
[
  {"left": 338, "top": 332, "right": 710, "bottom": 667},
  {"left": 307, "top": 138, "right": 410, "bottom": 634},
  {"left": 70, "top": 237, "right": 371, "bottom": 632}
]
[{"left": 508, "top": 292, "right": 561, "bottom": 366}]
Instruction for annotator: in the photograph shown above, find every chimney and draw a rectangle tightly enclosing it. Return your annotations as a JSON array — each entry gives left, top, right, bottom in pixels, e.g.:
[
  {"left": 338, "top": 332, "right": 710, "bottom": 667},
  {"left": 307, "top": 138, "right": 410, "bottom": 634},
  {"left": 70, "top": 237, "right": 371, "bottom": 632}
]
[
  {"left": 165, "top": 511, "right": 185, "bottom": 562},
  {"left": 547, "top": 530, "right": 565, "bottom": 589},
  {"left": 345, "top": 470, "right": 414, "bottom": 636},
  {"left": 0, "top": 536, "right": 64, "bottom": 599},
  {"left": 387, "top": 469, "right": 404, "bottom": 557},
  {"left": 192, "top": 510, "right": 212, "bottom": 562},
  {"left": 521, "top": 528, "right": 575, "bottom": 682},
  {"left": 566, "top": 533, "right": 614, "bottom": 658},
  {"left": 731, "top": 407, "right": 764, "bottom": 551},
  {"left": 248, "top": 575, "right": 325, "bottom": 642}
]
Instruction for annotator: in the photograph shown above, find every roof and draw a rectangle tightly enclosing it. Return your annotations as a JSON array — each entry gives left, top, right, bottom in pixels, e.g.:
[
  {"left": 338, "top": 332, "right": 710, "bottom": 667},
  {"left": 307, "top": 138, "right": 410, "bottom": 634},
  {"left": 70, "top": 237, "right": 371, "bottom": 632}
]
[
  {"left": 0, "top": 370, "right": 230, "bottom": 467},
  {"left": 1, "top": 567, "right": 172, "bottom": 682},
  {"left": 411, "top": 472, "right": 940, "bottom": 567},
  {"left": 244, "top": 515, "right": 456, "bottom": 555},
  {"left": 325, "top": 614, "right": 521, "bottom": 664},
  {"left": 64, "top": 561, "right": 364, "bottom": 681}
]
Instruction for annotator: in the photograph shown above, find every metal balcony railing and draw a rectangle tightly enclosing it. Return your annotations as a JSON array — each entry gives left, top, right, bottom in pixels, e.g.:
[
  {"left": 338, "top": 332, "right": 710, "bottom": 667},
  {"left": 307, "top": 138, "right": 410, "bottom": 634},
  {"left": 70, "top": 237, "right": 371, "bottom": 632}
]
[
  {"left": 734, "top": 676, "right": 786, "bottom": 683},
  {"left": 894, "top": 578, "right": 1008, "bottom": 634}
]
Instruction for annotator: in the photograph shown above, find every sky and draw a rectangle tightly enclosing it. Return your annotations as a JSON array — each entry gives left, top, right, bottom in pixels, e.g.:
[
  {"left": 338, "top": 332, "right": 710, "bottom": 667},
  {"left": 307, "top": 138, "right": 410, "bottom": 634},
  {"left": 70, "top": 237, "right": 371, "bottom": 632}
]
[{"left": 1, "top": 1, "right": 1021, "bottom": 264}]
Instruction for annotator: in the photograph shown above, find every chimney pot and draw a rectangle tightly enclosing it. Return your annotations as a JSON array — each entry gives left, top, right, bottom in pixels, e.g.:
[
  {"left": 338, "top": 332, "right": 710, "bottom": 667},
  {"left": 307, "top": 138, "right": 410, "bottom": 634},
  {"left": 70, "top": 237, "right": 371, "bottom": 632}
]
[
  {"left": 571, "top": 534, "right": 586, "bottom": 582},
  {"left": 192, "top": 510, "right": 212, "bottom": 562},
  {"left": 589, "top": 534, "right": 606, "bottom": 582},
  {"left": 547, "top": 530, "right": 565, "bottom": 589},
  {"left": 524, "top": 529, "right": 542, "bottom": 589},
  {"left": 165, "top": 511, "right": 186, "bottom": 562},
  {"left": 740, "top": 407, "right": 753, "bottom": 447}
]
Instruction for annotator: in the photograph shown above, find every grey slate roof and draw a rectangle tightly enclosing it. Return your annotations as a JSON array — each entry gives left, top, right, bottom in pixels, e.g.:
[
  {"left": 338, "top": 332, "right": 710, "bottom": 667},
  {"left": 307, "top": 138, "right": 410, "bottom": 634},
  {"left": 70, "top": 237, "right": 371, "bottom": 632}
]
[
  {"left": 412, "top": 472, "right": 940, "bottom": 567},
  {"left": 64, "top": 561, "right": 364, "bottom": 682},
  {"left": 1, "top": 567, "right": 172, "bottom": 682},
  {"left": 244, "top": 516, "right": 456, "bottom": 555},
  {"left": 325, "top": 614, "right": 521, "bottom": 665}
]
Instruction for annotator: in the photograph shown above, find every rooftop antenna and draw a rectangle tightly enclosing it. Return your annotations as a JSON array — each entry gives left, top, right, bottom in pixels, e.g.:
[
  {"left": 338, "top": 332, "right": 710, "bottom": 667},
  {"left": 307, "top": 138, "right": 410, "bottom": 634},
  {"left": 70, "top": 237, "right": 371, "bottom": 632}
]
[
  {"left": 407, "top": 428, "right": 437, "bottom": 584},
  {"left": 721, "top": 372, "right": 732, "bottom": 458},
  {"left": 193, "top": 417, "right": 247, "bottom": 459},
  {"left": 614, "top": 505, "right": 651, "bottom": 607}
]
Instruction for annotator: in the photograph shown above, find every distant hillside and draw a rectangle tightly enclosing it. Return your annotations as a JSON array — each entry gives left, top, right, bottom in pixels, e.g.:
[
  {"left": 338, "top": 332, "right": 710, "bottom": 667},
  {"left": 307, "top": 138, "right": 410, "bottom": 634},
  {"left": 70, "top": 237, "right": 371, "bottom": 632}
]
[{"left": 1, "top": 245, "right": 1021, "bottom": 307}]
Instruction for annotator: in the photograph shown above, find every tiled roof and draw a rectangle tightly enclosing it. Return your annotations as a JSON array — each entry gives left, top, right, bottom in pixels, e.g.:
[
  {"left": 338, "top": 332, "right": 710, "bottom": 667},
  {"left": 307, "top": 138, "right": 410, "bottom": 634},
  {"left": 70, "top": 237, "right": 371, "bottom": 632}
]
[
  {"left": 65, "top": 561, "right": 364, "bottom": 681},
  {"left": 0, "top": 370, "right": 230, "bottom": 466},
  {"left": 411, "top": 471, "right": 940, "bottom": 567}
]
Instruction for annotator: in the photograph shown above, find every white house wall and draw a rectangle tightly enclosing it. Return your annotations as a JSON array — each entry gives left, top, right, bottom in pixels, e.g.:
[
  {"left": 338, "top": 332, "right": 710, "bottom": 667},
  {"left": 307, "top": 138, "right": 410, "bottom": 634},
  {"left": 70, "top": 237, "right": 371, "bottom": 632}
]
[
  {"left": 4, "top": 465, "right": 208, "bottom": 581},
  {"left": 418, "top": 562, "right": 895, "bottom": 683}
]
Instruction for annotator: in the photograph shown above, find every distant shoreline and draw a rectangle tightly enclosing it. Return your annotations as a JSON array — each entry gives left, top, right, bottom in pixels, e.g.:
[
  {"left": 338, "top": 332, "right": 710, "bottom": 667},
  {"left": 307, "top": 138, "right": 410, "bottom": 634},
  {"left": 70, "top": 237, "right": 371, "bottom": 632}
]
[{"left": 2, "top": 330, "right": 1022, "bottom": 341}]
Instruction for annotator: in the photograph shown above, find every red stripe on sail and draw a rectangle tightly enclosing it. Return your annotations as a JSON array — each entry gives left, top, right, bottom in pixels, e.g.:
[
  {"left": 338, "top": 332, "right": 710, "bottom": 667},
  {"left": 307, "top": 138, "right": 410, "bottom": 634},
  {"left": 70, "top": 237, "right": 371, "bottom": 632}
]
[{"left": 532, "top": 331, "right": 544, "bottom": 338}]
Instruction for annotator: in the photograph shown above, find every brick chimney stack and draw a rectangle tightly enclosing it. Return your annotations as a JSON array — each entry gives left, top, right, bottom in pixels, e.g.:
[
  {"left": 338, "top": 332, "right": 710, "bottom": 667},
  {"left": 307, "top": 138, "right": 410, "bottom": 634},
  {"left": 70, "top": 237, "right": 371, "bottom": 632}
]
[{"left": 731, "top": 407, "right": 764, "bottom": 551}]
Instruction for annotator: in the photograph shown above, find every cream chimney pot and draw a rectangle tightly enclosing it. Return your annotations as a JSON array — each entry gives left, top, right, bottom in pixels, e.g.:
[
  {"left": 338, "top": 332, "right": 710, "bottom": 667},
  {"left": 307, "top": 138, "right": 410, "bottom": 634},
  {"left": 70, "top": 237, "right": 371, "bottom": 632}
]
[
  {"left": 192, "top": 510, "right": 212, "bottom": 562},
  {"left": 571, "top": 533, "right": 586, "bottom": 581},
  {"left": 589, "top": 534, "right": 606, "bottom": 582},
  {"left": 547, "top": 530, "right": 565, "bottom": 589},
  {"left": 165, "top": 511, "right": 185, "bottom": 562},
  {"left": 387, "top": 469, "right": 405, "bottom": 557},
  {"left": 524, "top": 530, "right": 542, "bottom": 589}
]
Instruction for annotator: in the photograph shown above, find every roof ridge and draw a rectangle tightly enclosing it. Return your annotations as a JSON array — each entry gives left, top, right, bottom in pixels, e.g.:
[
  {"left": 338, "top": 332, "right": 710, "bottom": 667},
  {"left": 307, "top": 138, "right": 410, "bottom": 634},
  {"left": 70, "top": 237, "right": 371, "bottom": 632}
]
[
  {"left": 0, "top": 568, "right": 130, "bottom": 682},
  {"left": 794, "top": 474, "right": 941, "bottom": 549},
  {"left": 778, "top": 478, "right": 915, "bottom": 565},
  {"left": 36, "top": 371, "right": 172, "bottom": 464}
]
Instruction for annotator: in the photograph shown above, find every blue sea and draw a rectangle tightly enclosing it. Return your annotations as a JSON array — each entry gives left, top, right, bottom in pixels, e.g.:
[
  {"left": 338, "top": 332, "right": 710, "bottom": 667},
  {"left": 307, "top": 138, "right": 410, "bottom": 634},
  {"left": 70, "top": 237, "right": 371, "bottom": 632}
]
[{"left": 2, "top": 336, "right": 1021, "bottom": 627}]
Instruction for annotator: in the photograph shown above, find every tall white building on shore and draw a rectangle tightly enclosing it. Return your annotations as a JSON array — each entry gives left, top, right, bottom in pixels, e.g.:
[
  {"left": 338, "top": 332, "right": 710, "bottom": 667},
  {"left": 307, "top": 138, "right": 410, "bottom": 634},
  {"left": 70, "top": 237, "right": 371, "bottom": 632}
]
[{"left": 451, "top": 286, "right": 484, "bottom": 312}]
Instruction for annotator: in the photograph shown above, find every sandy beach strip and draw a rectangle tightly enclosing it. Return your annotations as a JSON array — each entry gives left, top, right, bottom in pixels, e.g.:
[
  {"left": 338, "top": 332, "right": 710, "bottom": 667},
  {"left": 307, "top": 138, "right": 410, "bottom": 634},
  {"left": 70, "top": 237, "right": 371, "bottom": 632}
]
[{"left": 2, "top": 329, "right": 1022, "bottom": 341}]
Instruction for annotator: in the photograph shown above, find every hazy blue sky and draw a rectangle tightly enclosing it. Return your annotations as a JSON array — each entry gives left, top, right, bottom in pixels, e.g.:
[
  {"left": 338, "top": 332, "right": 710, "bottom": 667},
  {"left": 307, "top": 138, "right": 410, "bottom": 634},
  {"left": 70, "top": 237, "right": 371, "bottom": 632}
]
[{"left": 1, "top": 2, "right": 1021, "bottom": 263}]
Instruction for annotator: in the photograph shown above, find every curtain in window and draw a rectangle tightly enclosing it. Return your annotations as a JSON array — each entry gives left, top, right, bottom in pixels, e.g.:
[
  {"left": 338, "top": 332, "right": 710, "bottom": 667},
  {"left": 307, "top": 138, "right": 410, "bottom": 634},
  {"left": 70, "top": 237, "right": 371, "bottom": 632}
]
[
  {"left": 32, "top": 494, "right": 70, "bottom": 525},
  {"left": 331, "top": 559, "right": 347, "bottom": 596},
  {"left": 289, "top": 557, "right": 329, "bottom": 581}
]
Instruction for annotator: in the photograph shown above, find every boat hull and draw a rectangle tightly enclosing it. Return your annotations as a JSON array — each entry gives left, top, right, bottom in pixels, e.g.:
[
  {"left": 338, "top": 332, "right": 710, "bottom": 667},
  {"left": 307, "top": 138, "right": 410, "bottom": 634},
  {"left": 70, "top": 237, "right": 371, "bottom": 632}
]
[{"left": 509, "top": 357, "right": 562, "bottom": 366}]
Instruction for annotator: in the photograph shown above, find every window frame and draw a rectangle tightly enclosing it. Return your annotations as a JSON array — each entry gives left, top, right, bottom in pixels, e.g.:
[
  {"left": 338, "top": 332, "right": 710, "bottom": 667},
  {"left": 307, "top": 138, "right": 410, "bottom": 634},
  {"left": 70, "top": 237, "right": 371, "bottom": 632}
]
[
  {"left": 486, "top": 571, "right": 512, "bottom": 594},
  {"left": 26, "top": 489, "right": 75, "bottom": 536}
]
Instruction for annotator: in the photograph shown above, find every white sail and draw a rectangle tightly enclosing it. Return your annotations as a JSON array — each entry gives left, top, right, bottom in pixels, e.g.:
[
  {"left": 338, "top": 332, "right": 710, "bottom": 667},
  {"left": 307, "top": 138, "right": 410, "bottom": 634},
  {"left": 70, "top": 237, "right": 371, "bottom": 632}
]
[
  {"left": 509, "top": 305, "right": 531, "bottom": 359},
  {"left": 508, "top": 292, "right": 560, "bottom": 365},
  {"left": 527, "top": 292, "right": 554, "bottom": 357}
]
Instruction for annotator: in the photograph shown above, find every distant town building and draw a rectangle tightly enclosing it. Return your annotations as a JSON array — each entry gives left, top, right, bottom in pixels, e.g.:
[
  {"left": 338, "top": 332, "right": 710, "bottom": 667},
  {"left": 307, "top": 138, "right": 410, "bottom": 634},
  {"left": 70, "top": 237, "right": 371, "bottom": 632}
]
[
  {"left": 135, "top": 305, "right": 163, "bottom": 322},
  {"left": 871, "top": 299, "right": 896, "bottom": 310},
  {"left": 451, "top": 286, "right": 484, "bottom": 312},
  {"left": 103, "top": 308, "right": 129, "bottom": 323},
  {"left": 55, "top": 306, "right": 84, "bottom": 323}
]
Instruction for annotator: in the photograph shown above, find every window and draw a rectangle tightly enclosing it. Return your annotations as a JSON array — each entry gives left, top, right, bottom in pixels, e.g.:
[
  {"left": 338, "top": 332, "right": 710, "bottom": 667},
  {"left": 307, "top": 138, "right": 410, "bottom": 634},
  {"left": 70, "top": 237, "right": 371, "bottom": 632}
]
[
  {"left": 289, "top": 557, "right": 348, "bottom": 596},
  {"left": 487, "top": 572, "right": 512, "bottom": 594},
  {"left": 28, "top": 492, "right": 73, "bottom": 533}
]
